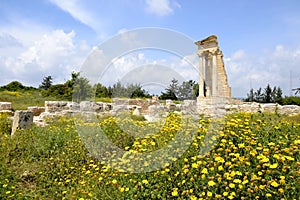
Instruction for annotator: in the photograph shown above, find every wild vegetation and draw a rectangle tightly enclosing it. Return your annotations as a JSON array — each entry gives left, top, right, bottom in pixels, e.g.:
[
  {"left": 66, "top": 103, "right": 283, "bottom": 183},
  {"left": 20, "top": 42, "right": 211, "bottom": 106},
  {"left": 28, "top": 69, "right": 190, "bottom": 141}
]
[
  {"left": 0, "top": 112, "right": 299, "bottom": 199},
  {"left": 245, "top": 84, "right": 300, "bottom": 106}
]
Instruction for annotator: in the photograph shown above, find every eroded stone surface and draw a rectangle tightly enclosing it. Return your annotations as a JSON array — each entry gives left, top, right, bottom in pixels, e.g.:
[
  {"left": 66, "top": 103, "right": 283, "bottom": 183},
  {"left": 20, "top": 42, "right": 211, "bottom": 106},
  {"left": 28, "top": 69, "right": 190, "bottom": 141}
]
[
  {"left": 11, "top": 110, "right": 33, "bottom": 135},
  {"left": 28, "top": 106, "right": 45, "bottom": 115},
  {"left": 0, "top": 102, "right": 12, "bottom": 111},
  {"left": 195, "top": 35, "right": 231, "bottom": 98}
]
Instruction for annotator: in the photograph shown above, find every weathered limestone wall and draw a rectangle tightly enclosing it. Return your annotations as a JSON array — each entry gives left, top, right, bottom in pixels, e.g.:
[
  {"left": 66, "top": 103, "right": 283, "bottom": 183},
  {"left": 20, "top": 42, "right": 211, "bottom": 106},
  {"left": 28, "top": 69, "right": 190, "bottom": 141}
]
[
  {"left": 113, "top": 98, "right": 160, "bottom": 114},
  {"left": 216, "top": 52, "right": 231, "bottom": 97},
  {"left": 0, "top": 102, "right": 12, "bottom": 111},
  {"left": 45, "top": 101, "right": 79, "bottom": 112},
  {"left": 198, "top": 98, "right": 300, "bottom": 117},
  {"left": 195, "top": 35, "right": 231, "bottom": 98},
  {"left": 28, "top": 106, "right": 45, "bottom": 115}
]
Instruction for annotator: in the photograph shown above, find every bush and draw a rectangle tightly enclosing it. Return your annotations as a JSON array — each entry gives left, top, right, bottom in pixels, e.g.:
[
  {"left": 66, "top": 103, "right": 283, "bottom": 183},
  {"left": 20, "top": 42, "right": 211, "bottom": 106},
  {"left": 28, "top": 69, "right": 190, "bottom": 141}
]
[
  {"left": 0, "top": 113, "right": 12, "bottom": 135},
  {"left": 282, "top": 96, "right": 300, "bottom": 106}
]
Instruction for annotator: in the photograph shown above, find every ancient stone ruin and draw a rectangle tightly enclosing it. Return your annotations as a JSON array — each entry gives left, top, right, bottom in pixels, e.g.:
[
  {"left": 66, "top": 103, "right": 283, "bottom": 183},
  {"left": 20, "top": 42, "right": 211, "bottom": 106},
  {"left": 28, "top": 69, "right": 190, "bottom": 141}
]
[
  {"left": 195, "top": 35, "right": 231, "bottom": 98},
  {"left": 195, "top": 35, "right": 237, "bottom": 116},
  {"left": 0, "top": 102, "right": 12, "bottom": 114},
  {"left": 1, "top": 36, "right": 300, "bottom": 131},
  {"left": 11, "top": 110, "right": 34, "bottom": 135}
]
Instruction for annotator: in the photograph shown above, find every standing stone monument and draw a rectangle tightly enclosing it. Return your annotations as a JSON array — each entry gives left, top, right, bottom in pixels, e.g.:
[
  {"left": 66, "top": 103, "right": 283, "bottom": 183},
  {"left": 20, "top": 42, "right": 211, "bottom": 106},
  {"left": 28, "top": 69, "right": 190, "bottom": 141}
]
[
  {"left": 195, "top": 35, "right": 231, "bottom": 98},
  {"left": 195, "top": 35, "right": 233, "bottom": 116},
  {"left": 11, "top": 110, "right": 34, "bottom": 135}
]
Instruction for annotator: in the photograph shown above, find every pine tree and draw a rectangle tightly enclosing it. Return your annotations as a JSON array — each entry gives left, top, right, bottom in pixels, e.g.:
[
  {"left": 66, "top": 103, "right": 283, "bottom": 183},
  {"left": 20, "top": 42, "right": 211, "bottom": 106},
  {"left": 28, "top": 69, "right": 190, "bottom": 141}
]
[{"left": 39, "top": 76, "right": 52, "bottom": 90}]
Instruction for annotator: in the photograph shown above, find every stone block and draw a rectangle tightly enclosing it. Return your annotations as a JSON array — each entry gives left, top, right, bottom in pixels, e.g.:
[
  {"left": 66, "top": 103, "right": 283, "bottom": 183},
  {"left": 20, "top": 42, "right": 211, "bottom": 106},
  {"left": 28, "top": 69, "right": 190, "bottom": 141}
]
[
  {"left": 0, "top": 102, "right": 12, "bottom": 110},
  {"left": 11, "top": 110, "right": 34, "bottom": 135},
  {"left": 261, "top": 103, "right": 278, "bottom": 113},
  {"left": 45, "top": 101, "right": 71, "bottom": 112},
  {"left": 278, "top": 105, "right": 300, "bottom": 116},
  {"left": 80, "top": 101, "right": 94, "bottom": 112},
  {"left": 27, "top": 106, "right": 45, "bottom": 115},
  {"left": 132, "top": 108, "right": 140, "bottom": 116}
]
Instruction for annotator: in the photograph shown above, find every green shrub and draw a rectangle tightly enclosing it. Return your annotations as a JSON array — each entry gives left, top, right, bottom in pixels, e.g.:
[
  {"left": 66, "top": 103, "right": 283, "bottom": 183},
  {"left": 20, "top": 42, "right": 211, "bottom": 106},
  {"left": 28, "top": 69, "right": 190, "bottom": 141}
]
[
  {"left": 282, "top": 96, "right": 300, "bottom": 106},
  {"left": 0, "top": 113, "right": 12, "bottom": 135}
]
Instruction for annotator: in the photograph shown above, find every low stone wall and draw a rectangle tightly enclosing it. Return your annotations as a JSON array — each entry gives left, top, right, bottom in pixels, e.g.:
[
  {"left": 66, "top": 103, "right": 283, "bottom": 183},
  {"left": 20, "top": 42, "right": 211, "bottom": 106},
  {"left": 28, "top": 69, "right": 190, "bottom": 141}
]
[
  {"left": 0, "top": 102, "right": 12, "bottom": 111},
  {"left": 28, "top": 106, "right": 45, "bottom": 115},
  {"left": 45, "top": 101, "right": 113, "bottom": 113},
  {"left": 197, "top": 98, "right": 300, "bottom": 117},
  {"left": 45, "top": 101, "right": 79, "bottom": 112},
  {"left": 112, "top": 98, "right": 160, "bottom": 114}
]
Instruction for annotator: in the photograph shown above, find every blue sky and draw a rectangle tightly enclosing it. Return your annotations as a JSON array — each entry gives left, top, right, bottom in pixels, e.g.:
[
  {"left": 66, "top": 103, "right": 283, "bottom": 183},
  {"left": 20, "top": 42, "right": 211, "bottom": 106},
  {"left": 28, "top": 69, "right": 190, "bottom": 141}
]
[{"left": 0, "top": 0, "right": 300, "bottom": 97}]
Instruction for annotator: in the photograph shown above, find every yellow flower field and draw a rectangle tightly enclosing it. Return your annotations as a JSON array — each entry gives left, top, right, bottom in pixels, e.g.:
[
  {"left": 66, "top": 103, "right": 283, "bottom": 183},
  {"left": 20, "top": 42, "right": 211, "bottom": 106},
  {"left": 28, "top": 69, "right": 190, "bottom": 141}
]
[{"left": 0, "top": 112, "right": 299, "bottom": 199}]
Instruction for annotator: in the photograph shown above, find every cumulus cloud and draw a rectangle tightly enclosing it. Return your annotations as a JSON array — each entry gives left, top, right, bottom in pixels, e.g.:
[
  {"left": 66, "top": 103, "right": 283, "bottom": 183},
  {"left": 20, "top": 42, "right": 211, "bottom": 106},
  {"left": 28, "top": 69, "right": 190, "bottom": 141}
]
[
  {"left": 0, "top": 29, "right": 91, "bottom": 86},
  {"left": 225, "top": 45, "right": 300, "bottom": 97},
  {"left": 95, "top": 49, "right": 198, "bottom": 95},
  {"left": 145, "top": 0, "right": 180, "bottom": 16}
]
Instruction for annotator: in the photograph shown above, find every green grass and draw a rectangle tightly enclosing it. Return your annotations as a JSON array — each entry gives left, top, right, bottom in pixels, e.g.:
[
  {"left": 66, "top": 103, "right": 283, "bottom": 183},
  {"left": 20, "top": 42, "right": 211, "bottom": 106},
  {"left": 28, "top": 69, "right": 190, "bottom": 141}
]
[
  {"left": 0, "top": 90, "right": 61, "bottom": 110},
  {"left": 0, "top": 90, "right": 117, "bottom": 111},
  {"left": 0, "top": 112, "right": 299, "bottom": 199}
]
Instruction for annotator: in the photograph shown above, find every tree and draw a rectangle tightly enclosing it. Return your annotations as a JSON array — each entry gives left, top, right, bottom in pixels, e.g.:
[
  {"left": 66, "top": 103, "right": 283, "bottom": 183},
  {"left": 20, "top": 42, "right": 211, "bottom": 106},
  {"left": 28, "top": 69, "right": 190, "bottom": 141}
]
[
  {"left": 127, "top": 84, "right": 150, "bottom": 98},
  {"left": 39, "top": 75, "right": 52, "bottom": 90},
  {"left": 72, "top": 76, "right": 93, "bottom": 102},
  {"left": 169, "top": 78, "right": 179, "bottom": 96},
  {"left": 111, "top": 81, "right": 127, "bottom": 98},
  {"left": 110, "top": 82, "right": 150, "bottom": 98},
  {"left": 159, "top": 78, "right": 179, "bottom": 100},
  {"left": 263, "top": 84, "right": 272, "bottom": 103},
  {"left": 1, "top": 81, "right": 24, "bottom": 91},
  {"left": 178, "top": 80, "right": 197, "bottom": 100},
  {"left": 245, "top": 84, "right": 283, "bottom": 104},
  {"left": 42, "top": 71, "right": 88, "bottom": 101},
  {"left": 245, "top": 88, "right": 254, "bottom": 102},
  {"left": 273, "top": 86, "right": 283, "bottom": 104},
  {"left": 254, "top": 87, "right": 264, "bottom": 102},
  {"left": 193, "top": 83, "right": 199, "bottom": 98},
  {"left": 94, "top": 83, "right": 109, "bottom": 98}
]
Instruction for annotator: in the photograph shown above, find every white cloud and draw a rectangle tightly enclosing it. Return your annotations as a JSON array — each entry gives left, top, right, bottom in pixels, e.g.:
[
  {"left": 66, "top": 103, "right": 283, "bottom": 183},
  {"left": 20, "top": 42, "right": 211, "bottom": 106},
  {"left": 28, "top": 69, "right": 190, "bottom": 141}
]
[
  {"left": 225, "top": 45, "right": 300, "bottom": 97},
  {"left": 0, "top": 33, "right": 22, "bottom": 48},
  {"left": 0, "top": 29, "right": 92, "bottom": 86},
  {"left": 95, "top": 50, "right": 198, "bottom": 95},
  {"left": 48, "top": 0, "right": 101, "bottom": 31},
  {"left": 145, "top": 0, "right": 180, "bottom": 16}
]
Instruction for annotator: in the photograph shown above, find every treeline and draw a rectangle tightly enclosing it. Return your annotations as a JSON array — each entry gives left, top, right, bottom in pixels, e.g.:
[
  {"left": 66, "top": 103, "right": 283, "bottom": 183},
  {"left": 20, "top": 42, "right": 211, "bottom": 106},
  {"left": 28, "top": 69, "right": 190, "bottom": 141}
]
[
  {"left": 39, "top": 72, "right": 151, "bottom": 102},
  {"left": 0, "top": 73, "right": 199, "bottom": 102},
  {"left": 0, "top": 81, "right": 37, "bottom": 92},
  {"left": 159, "top": 78, "right": 199, "bottom": 101},
  {"left": 39, "top": 73, "right": 199, "bottom": 101},
  {"left": 245, "top": 84, "right": 300, "bottom": 106}
]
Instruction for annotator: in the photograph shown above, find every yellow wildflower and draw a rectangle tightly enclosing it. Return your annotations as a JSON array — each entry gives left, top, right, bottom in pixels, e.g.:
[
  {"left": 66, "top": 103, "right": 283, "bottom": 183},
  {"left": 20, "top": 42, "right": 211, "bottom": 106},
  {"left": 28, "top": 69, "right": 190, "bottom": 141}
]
[
  {"left": 271, "top": 181, "right": 279, "bottom": 187},
  {"left": 269, "top": 163, "right": 278, "bottom": 169},
  {"left": 172, "top": 188, "right": 178, "bottom": 196},
  {"left": 201, "top": 168, "right": 208, "bottom": 174},
  {"left": 208, "top": 180, "right": 216, "bottom": 186},
  {"left": 207, "top": 191, "right": 212, "bottom": 197}
]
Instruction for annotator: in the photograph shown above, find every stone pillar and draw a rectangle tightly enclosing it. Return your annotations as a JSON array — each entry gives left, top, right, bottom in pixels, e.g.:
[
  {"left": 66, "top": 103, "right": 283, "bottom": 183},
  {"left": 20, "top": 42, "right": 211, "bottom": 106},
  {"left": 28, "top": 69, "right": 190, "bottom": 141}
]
[
  {"left": 212, "top": 53, "right": 218, "bottom": 96},
  {"left": 198, "top": 55, "right": 205, "bottom": 97},
  {"left": 205, "top": 54, "right": 213, "bottom": 97},
  {"left": 11, "top": 110, "right": 34, "bottom": 135}
]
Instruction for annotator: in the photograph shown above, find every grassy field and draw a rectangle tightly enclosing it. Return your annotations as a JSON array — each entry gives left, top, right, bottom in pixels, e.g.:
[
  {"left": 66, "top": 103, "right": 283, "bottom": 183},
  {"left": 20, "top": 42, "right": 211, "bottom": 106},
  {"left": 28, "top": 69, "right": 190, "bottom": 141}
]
[
  {"left": 0, "top": 90, "right": 60, "bottom": 110},
  {"left": 0, "top": 111, "right": 299, "bottom": 199}
]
